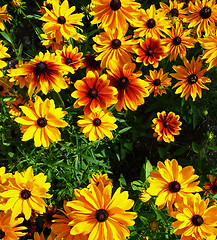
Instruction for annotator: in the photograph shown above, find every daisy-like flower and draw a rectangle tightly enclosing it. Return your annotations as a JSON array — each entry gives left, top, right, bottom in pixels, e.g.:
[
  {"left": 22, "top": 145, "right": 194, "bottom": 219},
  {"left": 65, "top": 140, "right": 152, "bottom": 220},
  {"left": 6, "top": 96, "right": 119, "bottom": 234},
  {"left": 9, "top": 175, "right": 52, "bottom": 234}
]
[
  {"left": 183, "top": 0, "right": 217, "bottom": 37},
  {"left": 41, "top": 32, "right": 63, "bottom": 52},
  {"left": 8, "top": 51, "right": 68, "bottom": 97},
  {"left": 0, "top": 41, "right": 10, "bottom": 77},
  {"left": 67, "top": 182, "right": 137, "bottom": 240},
  {"left": 40, "top": 0, "right": 84, "bottom": 43},
  {"left": 161, "top": 23, "right": 196, "bottom": 61},
  {"left": 15, "top": 96, "right": 69, "bottom": 148},
  {"left": 0, "top": 166, "right": 52, "bottom": 220},
  {"left": 6, "top": 96, "right": 27, "bottom": 118},
  {"left": 39, "top": 0, "right": 58, "bottom": 15},
  {"left": 0, "top": 167, "right": 12, "bottom": 208},
  {"left": 93, "top": 28, "right": 138, "bottom": 69},
  {"left": 144, "top": 68, "right": 172, "bottom": 97},
  {"left": 19, "top": 211, "right": 37, "bottom": 236},
  {"left": 77, "top": 109, "right": 118, "bottom": 141},
  {"left": 147, "top": 159, "right": 202, "bottom": 213},
  {"left": 71, "top": 71, "right": 118, "bottom": 115},
  {"left": 0, "top": 5, "right": 12, "bottom": 31},
  {"left": 0, "top": 77, "right": 13, "bottom": 96},
  {"left": 43, "top": 205, "right": 59, "bottom": 229},
  {"left": 171, "top": 57, "right": 211, "bottom": 101},
  {"left": 81, "top": 54, "right": 102, "bottom": 74},
  {"left": 107, "top": 60, "right": 149, "bottom": 111},
  {"left": 90, "top": 0, "right": 141, "bottom": 31},
  {"left": 204, "top": 173, "right": 217, "bottom": 195},
  {"left": 171, "top": 193, "right": 217, "bottom": 239},
  {"left": 89, "top": 173, "right": 113, "bottom": 188},
  {"left": 0, "top": 210, "right": 26, "bottom": 239},
  {"left": 12, "top": 0, "right": 22, "bottom": 8},
  {"left": 57, "top": 45, "right": 83, "bottom": 74},
  {"left": 133, "top": 37, "right": 166, "bottom": 68},
  {"left": 152, "top": 111, "right": 182, "bottom": 143},
  {"left": 133, "top": 4, "right": 171, "bottom": 39}
]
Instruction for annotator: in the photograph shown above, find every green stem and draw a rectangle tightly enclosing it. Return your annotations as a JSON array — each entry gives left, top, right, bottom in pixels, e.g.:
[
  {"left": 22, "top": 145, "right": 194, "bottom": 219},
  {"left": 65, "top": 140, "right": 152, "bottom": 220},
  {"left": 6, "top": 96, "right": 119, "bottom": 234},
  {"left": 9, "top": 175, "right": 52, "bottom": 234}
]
[{"left": 56, "top": 92, "right": 65, "bottom": 108}]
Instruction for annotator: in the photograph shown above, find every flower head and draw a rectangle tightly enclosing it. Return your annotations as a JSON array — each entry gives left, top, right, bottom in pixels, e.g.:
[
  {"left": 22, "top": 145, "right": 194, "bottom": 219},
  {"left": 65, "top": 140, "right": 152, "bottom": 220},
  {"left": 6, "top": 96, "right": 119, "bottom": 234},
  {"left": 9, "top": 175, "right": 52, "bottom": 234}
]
[
  {"left": 139, "top": 188, "right": 151, "bottom": 203},
  {"left": 39, "top": 0, "right": 58, "bottom": 15},
  {"left": 81, "top": 54, "right": 102, "bottom": 74},
  {"left": 0, "top": 5, "right": 12, "bottom": 31},
  {"left": 204, "top": 173, "right": 217, "bottom": 195},
  {"left": 89, "top": 173, "right": 113, "bottom": 188},
  {"left": 43, "top": 205, "right": 59, "bottom": 229},
  {"left": 0, "top": 41, "right": 10, "bottom": 77},
  {"left": 40, "top": 32, "right": 63, "bottom": 52},
  {"left": 6, "top": 95, "right": 27, "bottom": 118}
]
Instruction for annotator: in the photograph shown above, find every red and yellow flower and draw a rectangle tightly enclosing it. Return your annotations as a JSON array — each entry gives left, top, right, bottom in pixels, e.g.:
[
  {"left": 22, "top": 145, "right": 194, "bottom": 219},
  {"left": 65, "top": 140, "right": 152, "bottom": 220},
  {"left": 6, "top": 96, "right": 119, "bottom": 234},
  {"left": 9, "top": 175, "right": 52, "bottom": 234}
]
[{"left": 0, "top": 5, "right": 12, "bottom": 31}]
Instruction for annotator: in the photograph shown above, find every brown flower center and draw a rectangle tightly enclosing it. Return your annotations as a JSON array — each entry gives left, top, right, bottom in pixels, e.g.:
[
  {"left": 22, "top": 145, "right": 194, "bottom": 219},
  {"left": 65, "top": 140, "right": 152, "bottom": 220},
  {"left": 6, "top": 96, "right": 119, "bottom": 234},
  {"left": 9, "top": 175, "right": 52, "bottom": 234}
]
[
  {"left": 192, "top": 215, "right": 203, "bottom": 226},
  {"left": 95, "top": 209, "right": 109, "bottom": 222},
  {"left": 35, "top": 62, "right": 48, "bottom": 75},
  {"left": 88, "top": 88, "right": 98, "bottom": 99},
  {"left": 0, "top": 86, "right": 4, "bottom": 92},
  {"left": 173, "top": 36, "right": 182, "bottom": 45},
  {"left": 169, "top": 8, "right": 179, "bottom": 17},
  {"left": 58, "top": 16, "right": 66, "bottom": 24},
  {"left": 187, "top": 74, "right": 198, "bottom": 84},
  {"left": 153, "top": 79, "right": 161, "bottom": 86},
  {"left": 21, "top": 189, "right": 31, "bottom": 199},
  {"left": 37, "top": 117, "right": 47, "bottom": 127},
  {"left": 200, "top": 6, "right": 211, "bottom": 19},
  {"left": 169, "top": 181, "right": 181, "bottom": 193},
  {"left": 110, "top": 0, "right": 121, "bottom": 11},
  {"left": 0, "top": 230, "right": 5, "bottom": 239},
  {"left": 65, "top": 58, "right": 72, "bottom": 65},
  {"left": 118, "top": 76, "right": 129, "bottom": 89},
  {"left": 163, "top": 121, "right": 170, "bottom": 127},
  {"left": 93, "top": 118, "right": 101, "bottom": 126},
  {"left": 146, "top": 48, "right": 154, "bottom": 56},
  {"left": 111, "top": 39, "right": 121, "bottom": 49},
  {"left": 146, "top": 18, "right": 156, "bottom": 28},
  {"left": 46, "top": 4, "right": 53, "bottom": 11}
]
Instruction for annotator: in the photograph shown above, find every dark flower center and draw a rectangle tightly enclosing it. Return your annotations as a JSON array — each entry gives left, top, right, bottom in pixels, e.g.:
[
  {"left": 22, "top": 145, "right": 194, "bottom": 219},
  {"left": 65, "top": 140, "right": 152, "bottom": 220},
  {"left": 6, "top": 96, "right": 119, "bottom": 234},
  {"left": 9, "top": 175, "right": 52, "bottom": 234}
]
[
  {"left": 58, "top": 16, "right": 66, "bottom": 24},
  {"left": 187, "top": 74, "right": 198, "bottom": 84},
  {"left": 85, "top": 55, "right": 101, "bottom": 69},
  {"left": 35, "top": 62, "right": 48, "bottom": 75},
  {"left": 21, "top": 189, "right": 31, "bottom": 199},
  {"left": 0, "top": 86, "right": 4, "bottom": 92},
  {"left": 146, "top": 48, "right": 154, "bottom": 56},
  {"left": 95, "top": 209, "right": 109, "bottom": 222},
  {"left": 146, "top": 18, "right": 156, "bottom": 28},
  {"left": 0, "top": 230, "right": 5, "bottom": 239},
  {"left": 46, "top": 4, "right": 53, "bottom": 11},
  {"left": 200, "top": 6, "right": 211, "bottom": 19},
  {"left": 192, "top": 215, "right": 203, "bottom": 226},
  {"left": 169, "top": 181, "right": 181, "bottom": 193},
  {"left": 111, "top": 39, "right": 121, "bottom": 49},
  {"left": 173, "top": 36, "right": 182, "bottom": 45},
  {"left": 65, "top": 58, "right": 72, "bottom": 65},
  {"left": 52, "top": 38, "right": 56, "bottom": 42},
  {"left": 153, "top": 79, "right": 161, "bottom": 86},
  {"left": 163, "top": 121, "right": 170, "bottom": 128},
  {"left": 110, "top": 0, "right": 121, "bottom": 11},
  {"left": 93, "top": 118, "right": 101, "bottom": 126},
  {"left": 118, "top": 76, "right": 129, "bottom": 89},
  {"left": 88, "top": 88, "right": 98, "bottom": 99},
  {"left": 211, "top": 184, "right": 217, "bottom": 192},
  {"left": 169, "top": 8, "right": 179, "bottom": 17},
  {"left": 37, "top": 117, "right": 47, "bottom": 127}
]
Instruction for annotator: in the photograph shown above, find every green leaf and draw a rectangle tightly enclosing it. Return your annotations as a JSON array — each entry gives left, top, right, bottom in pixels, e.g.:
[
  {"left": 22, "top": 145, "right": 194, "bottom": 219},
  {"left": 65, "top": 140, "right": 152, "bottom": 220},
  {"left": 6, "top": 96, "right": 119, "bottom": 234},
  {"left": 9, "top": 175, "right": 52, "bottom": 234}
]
[
  {"left": 192, "top": 142, "right": 200, "bottom": 153},
  {"left": 174, "top": 146, "right": 189, "bottom": 156},
  {"left": 206, "top": 145, "right": 217, "bottom": 150},
  {"left": 118, "top": 173, "right": 127, "bottom": 188},
  {"left": 0, "top": 32, "right": 11, "bottom": 43},
  {"left": 131, "top": 180, "right": 143, "bottom": 191},
  {"left": 145, "top": 158, "right": 153, "bottom": 179},
  {"left": 119, "top": 126, "right": 132, "bottom": 134}
]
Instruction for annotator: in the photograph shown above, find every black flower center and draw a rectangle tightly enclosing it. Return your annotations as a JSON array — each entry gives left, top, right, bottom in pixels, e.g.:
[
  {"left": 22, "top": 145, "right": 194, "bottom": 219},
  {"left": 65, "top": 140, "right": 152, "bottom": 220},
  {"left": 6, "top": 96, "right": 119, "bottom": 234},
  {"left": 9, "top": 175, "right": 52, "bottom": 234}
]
[
  {"left": 187, "top": 74, "right": 198, "bottom": 84},
  {"left": 58, "top": 16, "right": 66, "bottom": 24},
  {"left": 93, "top": 118, "right": 101, "bottom": 126},
  {"left": 0, "top": 230, "right": 5, "bottom": 239},
  {"left": 146, "top": 48, "right": 154, "bottom": 56},
  {"left": 192, "top": 215, "right": 203, "bottom": 226},
  {"left": 173, "top": 36, "right": 182, "bottom": 45},
  {"left": 169, "top": 181, "right": 181, "bottom": 193},
  {"left": 200, "top": 6, "right": 211, "bottom": 19},
  {"left": 118, "top": 76, "right": 129, "bottom": 89},
  {"left": 46, "top": 4, "right": 53, "bottom": 11},
  {"left": 21, "top": 189, "right": 31, "bottom": 199},
  {"left": 37, "top": 117, "right": 47, "bottom": 127},
  {"left": 146, "top": 18, "right": 156, "bottom": 28},
  {"left": 88, "top": 88, "right": 98, "bottom": 99},
  {"left": 163, "top": 121, "right": 170, "bottom": 128},
  {"left": 35, "top": 62, "right": 48, "bottom": 75},
  {"left": 95, "top": 209, "right": 109, "bottom": 222},
  {"left": 169, "top": 8, "right": 179, "bottom": 17},
  {"left": 65, "top": 58, "right": 72, "bottom": 65},
  {"left": 111, "top": 39, "right": 121, "bottom": 49},
  {"left": 110, "top": 0, "right": 121, "bottom": 11},
  {"left": 0, "top": 86, "right": 4, "bottom": 92},
  {"left": 211, "top": 184, "right": 217, "bottom": 192},
  {"left": 153, "top": 79, "right": 161, "bottom": 86}
]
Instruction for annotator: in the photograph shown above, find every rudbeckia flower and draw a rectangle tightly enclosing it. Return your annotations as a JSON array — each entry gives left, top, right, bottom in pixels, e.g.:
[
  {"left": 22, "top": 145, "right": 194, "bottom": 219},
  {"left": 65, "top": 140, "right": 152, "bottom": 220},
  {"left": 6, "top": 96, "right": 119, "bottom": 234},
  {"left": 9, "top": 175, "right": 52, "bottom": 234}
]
[
  {"left": 147, "top": 159, "right": 202, "bottom": 213},
  {"left": 6, "top": 96, "right": 27, "bottom": 118},
  {"left": 39, "top": 0, "right": 58, "bottom": 15},
  {"left": 43, "top": 205, "right": 59, "bottom": 229},
  {"left": 171, "top": 193, "right": 217, "bottom": 239},
  {"left": 41, "top": 0, "right": 84, "bottom": 43},
  {"left": 90, "top": 0, "right": 141, "bottom": 31},
  {"left": 139, "top": 188, "right": 151, "bottom": 203},
  {"left": 133, "top": 37, "right": 166, "bottom": 68},
  {"left": 93, "top": 28, "right": 137, "bottom": 69},
  {"left": 183, "top": 0, "right": 217, "bottom": 37},
  {"left": 0, "top": 167, "right": 12, "bottom": 208},
  {"left": 67, "top": 183, "right": 137, "bottom": 240},
  {"left": 171, "top": 57, "right": 211, "bottom": 101},
  {"left": 0, "top": 41, "right": 10, "bottom": 77},
  {"left": 0, "top": 5, "right": 12, "bottom": 31},
  {"left": 40, "top": 32, "right": 63, "bottom": 52},
  {"left": 144, "top": 68, "right": 172, "bottom": 97},
  {"left": 77, "top": 109, "right": 118, "bottom": 141},
  {"left": 0, "top": 166, "right": 52, "bottom": 220},
  {"left": 81, "top": 54, "right": 102, "bottom": 74},
  {"left": 71, "top": 71, "right": 118, "bottom": 115},
  {"left": 89, "top": 173, "right": 113, "bottom": 188},
  {"left": 151, "top": 111, "right": 182, "bottom": 143},
  {"left": 15, "top": 96, "right": 69, "bottom": 148},
  {"left": 107, "top": 60, "right": 149, "bottom": 111},
  {"left": 204, "top": 173, "right": 217, "bottom": 195}
]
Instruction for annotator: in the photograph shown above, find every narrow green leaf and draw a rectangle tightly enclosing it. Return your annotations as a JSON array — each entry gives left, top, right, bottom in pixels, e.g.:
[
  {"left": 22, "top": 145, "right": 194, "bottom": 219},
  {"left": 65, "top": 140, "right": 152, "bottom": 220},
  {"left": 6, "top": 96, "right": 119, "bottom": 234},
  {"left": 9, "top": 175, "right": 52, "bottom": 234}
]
[
  {"left": 192, "top": 142, "right": 200, "bottom": 153},
  {"left": 145, "top": 158, "right": 153, "bottom": 179}
]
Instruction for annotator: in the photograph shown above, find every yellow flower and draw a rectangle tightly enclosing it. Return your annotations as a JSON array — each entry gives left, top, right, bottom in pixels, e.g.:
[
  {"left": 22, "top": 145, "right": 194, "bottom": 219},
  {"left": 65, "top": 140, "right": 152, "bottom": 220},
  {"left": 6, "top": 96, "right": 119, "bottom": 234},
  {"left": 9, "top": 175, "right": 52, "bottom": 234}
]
[
  {"left": 139, "top": 188, "right": 151, "bottom": 203},
  {"left": 89, "top": 173, "right": 113, "bottom": 188},
  {"left": 0, "top": 167, "right": 12, "bottom": 209},
  {"left": 40, "top": 32, "right": 63, "bottom": 52},
  {"left": 12, "top": 0, "right": 22, "bottom": 8},
  {"left": 15, "top": 96, "right": 69, "bottom": 148},
  {"left": 0, "top": 41, "right": 10, "bottom": 77},
  {"left": 204, "top": 173, "right": 217, "bottom": 195},
  {"left": 6, "top": 95, "right": 27, "bottom": 118},
  {"left": 0, "top": 5, "right": 12, "bottom": 31}
]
